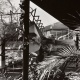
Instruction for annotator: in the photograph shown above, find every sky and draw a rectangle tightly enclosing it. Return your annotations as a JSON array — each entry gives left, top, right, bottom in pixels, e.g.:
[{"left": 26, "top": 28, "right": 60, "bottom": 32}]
[
  {"left": 11, "top": 0, "right": 20, "bottom": 8},
  {"left": 30, "top": 1, "right": 59, "bottom": 27},
  {"left": 0, "top": 0, "right": 20, "bottom": 12}
]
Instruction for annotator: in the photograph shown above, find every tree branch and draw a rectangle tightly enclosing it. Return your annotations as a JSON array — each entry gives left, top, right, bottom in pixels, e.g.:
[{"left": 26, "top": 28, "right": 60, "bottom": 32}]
[{"left": 7, "top": 0, "right": 17, "bottom": 12}]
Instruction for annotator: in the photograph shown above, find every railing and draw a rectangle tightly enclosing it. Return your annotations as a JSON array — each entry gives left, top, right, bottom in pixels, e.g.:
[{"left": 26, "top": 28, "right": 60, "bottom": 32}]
[
  {"left": 0, "top": 59, "right": 23, "bottom": 80},
  {"left": 29, "top": 7, "right": 44, "bottom": 32},
  {"left": 57, "top": 30, "right": 73, "bottom": 40}
]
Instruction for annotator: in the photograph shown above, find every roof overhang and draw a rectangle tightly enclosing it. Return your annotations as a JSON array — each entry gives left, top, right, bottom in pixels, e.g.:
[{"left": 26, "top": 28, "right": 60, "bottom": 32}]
[{"left": 30, "top": 0, "right": 80, "bottom": 30}]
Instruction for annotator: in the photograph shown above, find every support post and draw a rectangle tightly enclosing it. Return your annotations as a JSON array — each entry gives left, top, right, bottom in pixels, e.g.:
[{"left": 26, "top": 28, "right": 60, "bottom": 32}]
[
  {"left": 76, "top": 34, "right": 79, "bottom": 50},
  {"left": 10, "top": 10, "right": 13, "bottom": 23},
  {"left": 1, "top": 38, "right": 5, "bottom": 68}
]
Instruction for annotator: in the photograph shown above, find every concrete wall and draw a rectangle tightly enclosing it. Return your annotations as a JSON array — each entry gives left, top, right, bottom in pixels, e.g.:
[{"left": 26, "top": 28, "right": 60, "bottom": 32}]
[
  {"left": 29, "top": 24, "right": 40, "bottom": 38},
  {"left": 29, "top": 23, "right": 41, "bottom": 53},
  {"left": 43, "top": 31, "right": 52, "bottom": 38}
]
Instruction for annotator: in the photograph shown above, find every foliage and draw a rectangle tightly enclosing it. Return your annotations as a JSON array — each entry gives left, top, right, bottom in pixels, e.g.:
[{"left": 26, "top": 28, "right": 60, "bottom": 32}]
[
  {"left": 0, "top": 0, "right": 20, "bottom": 13},
  {"left": 0, "top": 0, "right": 21, "bottom": 40},
  {"left": 3, "top": 22, "right": 19, "bottom": 41},
  {"left": 28, "top": 54, "right": 69, "bottom": 80},
  {"left": 28, "top": 37, "right": 78, "bottom": 80},
  {"left": 36, "top": 56, "right": 68, "bottom": 80}
]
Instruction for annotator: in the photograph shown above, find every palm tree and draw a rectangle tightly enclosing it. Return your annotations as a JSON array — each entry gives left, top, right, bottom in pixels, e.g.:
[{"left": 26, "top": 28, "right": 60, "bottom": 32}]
[{"left": 29, "top": 37, "right": 77, "bottom": 80}]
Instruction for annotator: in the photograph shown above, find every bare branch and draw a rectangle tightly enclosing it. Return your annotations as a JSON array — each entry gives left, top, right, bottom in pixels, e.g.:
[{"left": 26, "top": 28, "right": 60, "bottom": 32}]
[{"left": 7, "top": 0, "right": 17, "bottom": 12}]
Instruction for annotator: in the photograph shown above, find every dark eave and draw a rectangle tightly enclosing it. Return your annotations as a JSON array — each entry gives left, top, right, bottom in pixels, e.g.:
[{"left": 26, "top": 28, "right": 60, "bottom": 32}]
[{"left": 30, "top": 0, "right": 80, "bottom": 30}]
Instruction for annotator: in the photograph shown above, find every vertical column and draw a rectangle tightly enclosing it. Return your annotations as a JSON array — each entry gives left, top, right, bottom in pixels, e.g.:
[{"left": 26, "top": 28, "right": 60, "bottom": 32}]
[
  {"left": 0, "top": 45, "right": 1, "bottom": 67},
  {"left": 78, "top": 34, "right": 80, "bottom": 50},
  {"left": 10, "top": 10, "right": 13, "bottom": 23},
  {"left": 21, "top": 0, "right": 29, "bottom": 80},
  {"left": 0, "top": 14, "right": 5, "bottom": 68},
  {"left": 1, "top": 38, "right": 5, "bottom": 68},
  {"left": 76, "top": 34, "right": 79, "bottom": 50}
]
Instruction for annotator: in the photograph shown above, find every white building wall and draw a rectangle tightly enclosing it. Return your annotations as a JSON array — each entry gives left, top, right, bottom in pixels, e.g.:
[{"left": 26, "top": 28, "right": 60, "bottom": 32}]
[
  {"left": 29, "top": 24, "right": 40, "bottom": 38},
  {"left": 46, "top": 31, "right": 51, "bottom": 38}
]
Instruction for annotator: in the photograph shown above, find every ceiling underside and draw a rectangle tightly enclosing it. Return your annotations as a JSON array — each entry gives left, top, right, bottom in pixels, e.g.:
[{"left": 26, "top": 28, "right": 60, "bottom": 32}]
[{"left": 30, "top": 0, "right": 80, "bottom": 30}]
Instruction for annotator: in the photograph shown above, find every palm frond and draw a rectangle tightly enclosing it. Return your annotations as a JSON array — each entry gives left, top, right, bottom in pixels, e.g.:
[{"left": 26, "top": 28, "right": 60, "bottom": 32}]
[
  {"left": 62, "top": 19, "right": 78, "bottom": 23},
  {"left": 29, "top": 38, "right": 78, "bottom": 80},
  {"left": 76, "top": 11, "right": 80, "bottom": 18},
  {"left": 36, "top": 55, "right": 69, "bottom": 80},
  {"left": 67, "top": 13, "right": 80, "bottom": 21}
]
